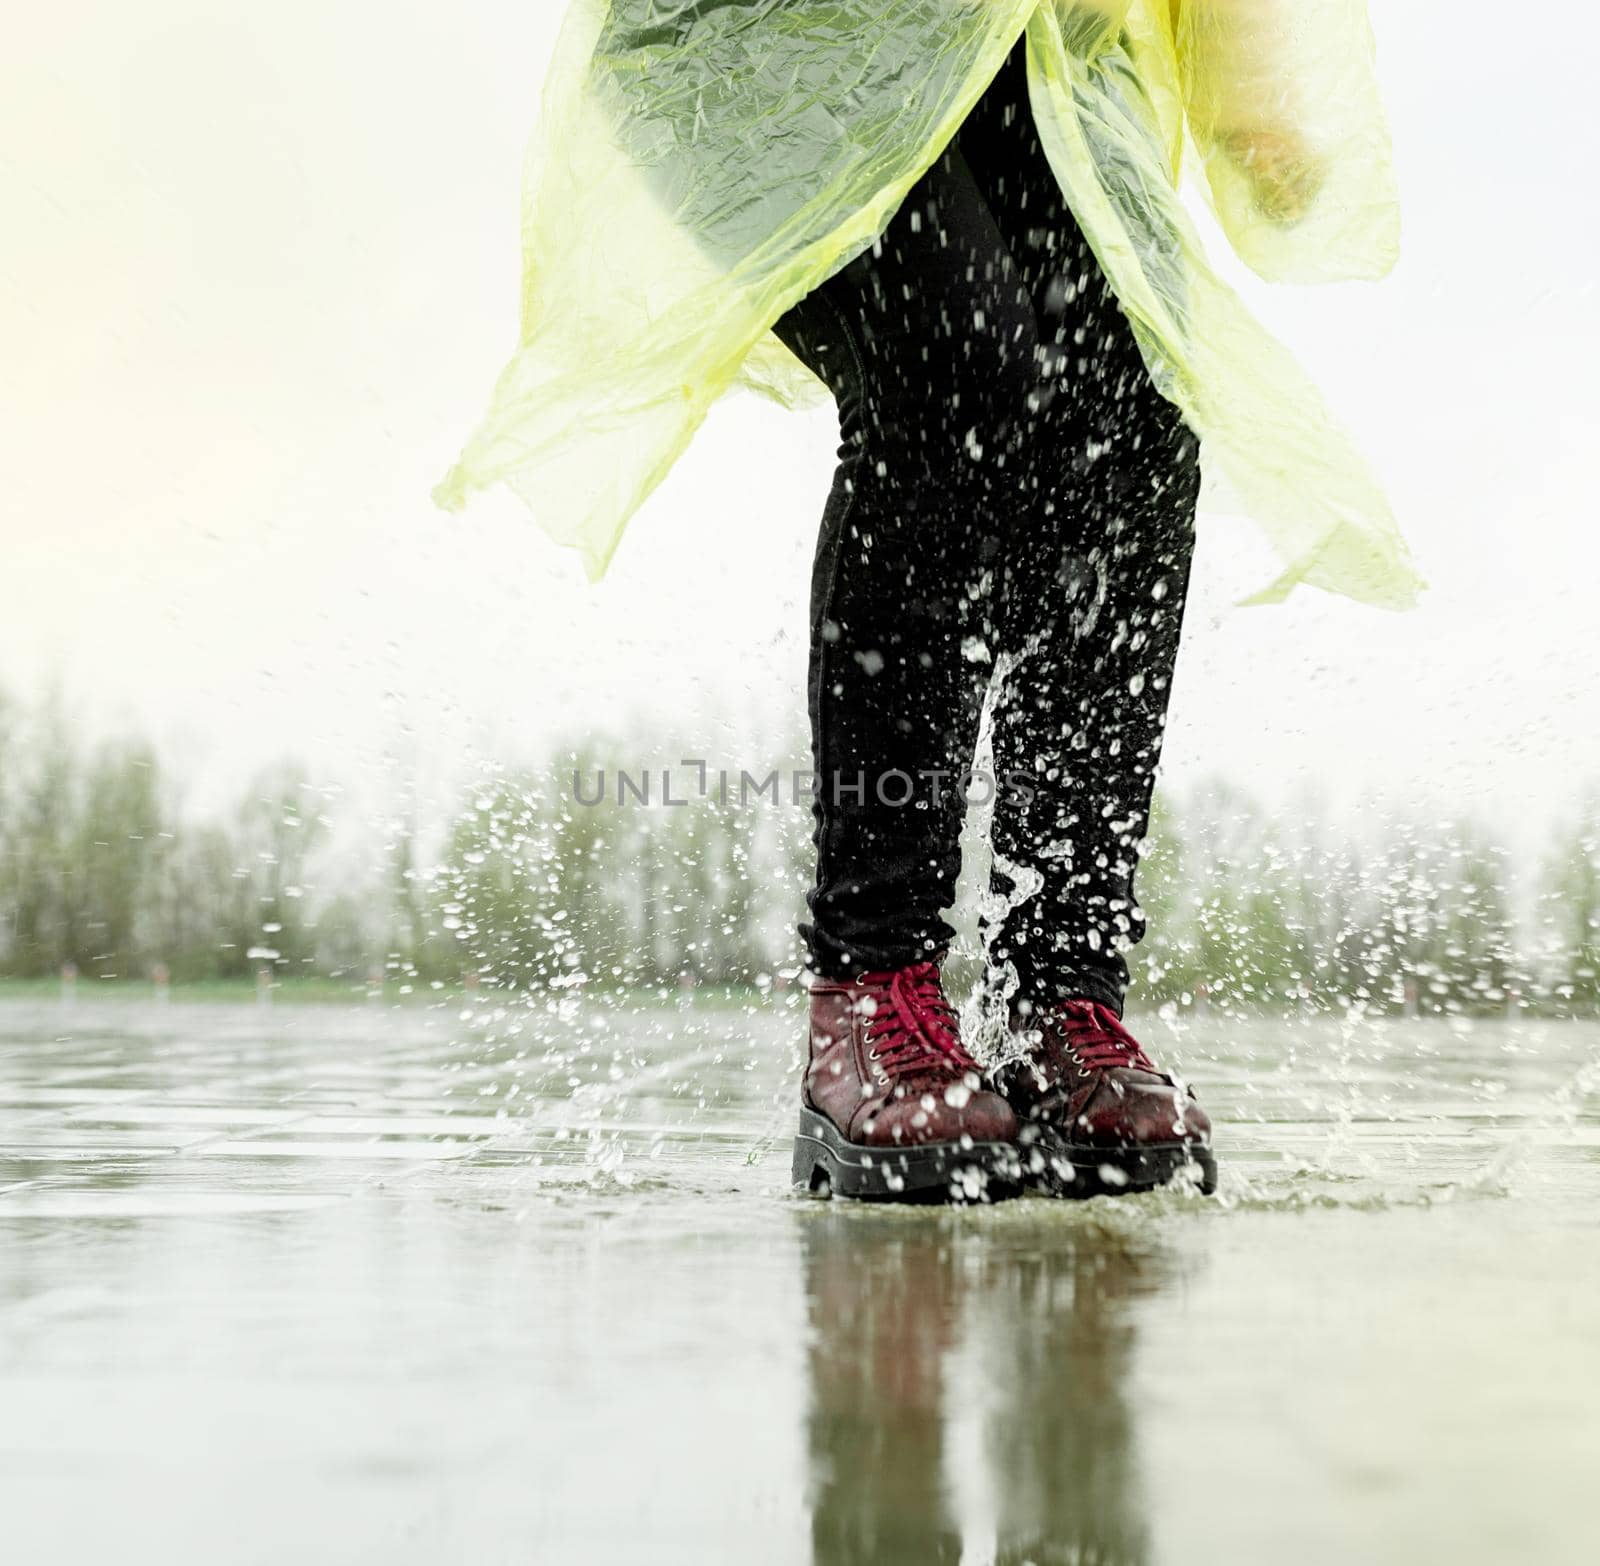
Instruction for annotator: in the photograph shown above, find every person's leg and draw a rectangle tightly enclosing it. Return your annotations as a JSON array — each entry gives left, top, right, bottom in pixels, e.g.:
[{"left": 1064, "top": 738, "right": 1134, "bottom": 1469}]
[
  {"left": 925, "top": 43, "right": 1215, "bottom": 1198},
  {"left": 771, "top": 140, "right": 1050, "bottom": 983},
  {"left": 954, "top": 41, "right": 1201, "bottom": 1019},
  {"left": 776, "top": 139, "right": 1051, "bottom": 1198}
]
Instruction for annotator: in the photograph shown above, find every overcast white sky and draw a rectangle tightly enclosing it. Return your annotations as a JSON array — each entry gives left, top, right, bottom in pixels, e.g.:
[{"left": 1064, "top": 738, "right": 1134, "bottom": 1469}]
[{"left": 3, "top": 3, "right": 1597, "bottom": 842}]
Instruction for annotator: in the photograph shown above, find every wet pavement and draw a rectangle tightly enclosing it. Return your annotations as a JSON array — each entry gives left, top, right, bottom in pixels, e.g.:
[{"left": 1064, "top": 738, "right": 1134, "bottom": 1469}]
[{"left": 1, "top": 997, "right": 1597, "bottom": 1564}]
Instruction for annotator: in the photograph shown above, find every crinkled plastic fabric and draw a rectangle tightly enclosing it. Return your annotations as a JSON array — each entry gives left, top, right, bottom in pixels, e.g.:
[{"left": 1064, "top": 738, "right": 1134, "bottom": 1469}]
[{"left": 433, "top": 1, "right": 1423, "bottom": 609}]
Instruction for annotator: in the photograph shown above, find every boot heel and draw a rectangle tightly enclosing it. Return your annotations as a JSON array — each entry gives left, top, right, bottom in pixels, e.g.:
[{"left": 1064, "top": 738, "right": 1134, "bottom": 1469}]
[
  {"left": 790, "top": 1130, "right": 835, "bottom": 1197},
  {"left": 791, "top": 1107, "right": 1020, "bottom": 1204}
]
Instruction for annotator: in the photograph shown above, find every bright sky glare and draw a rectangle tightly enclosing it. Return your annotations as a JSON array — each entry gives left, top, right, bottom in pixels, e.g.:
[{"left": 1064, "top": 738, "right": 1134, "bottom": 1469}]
[{"left": 3, "top": 3, "right": 1597, "bottom": 845}]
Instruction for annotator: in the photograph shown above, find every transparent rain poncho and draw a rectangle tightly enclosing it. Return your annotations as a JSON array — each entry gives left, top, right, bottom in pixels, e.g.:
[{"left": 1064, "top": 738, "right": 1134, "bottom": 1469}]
[{"left": 434, "top": 0, "right": 1422, "bottom": 609}]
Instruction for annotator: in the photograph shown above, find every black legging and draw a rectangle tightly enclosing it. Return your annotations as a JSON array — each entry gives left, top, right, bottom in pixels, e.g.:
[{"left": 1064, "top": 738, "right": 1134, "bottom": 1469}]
[{"left": 772, "top": 38, "right": 1199, "bottom": 1017}]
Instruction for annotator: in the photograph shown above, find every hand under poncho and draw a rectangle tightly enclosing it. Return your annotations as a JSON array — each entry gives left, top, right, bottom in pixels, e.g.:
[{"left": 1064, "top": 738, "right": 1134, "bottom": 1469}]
[{"left": 433, "top": 0, "right": 1423, "bottom": 610}]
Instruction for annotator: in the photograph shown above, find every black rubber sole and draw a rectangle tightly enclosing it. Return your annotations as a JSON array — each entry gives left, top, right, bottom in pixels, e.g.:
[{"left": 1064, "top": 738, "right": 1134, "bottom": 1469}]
[
  {"left": 791, "top": 1108, "right": 1024, "bottom": 1205},
  {"left": 1023, "top": 1127, "right": 1218, "bottom": 1199}
]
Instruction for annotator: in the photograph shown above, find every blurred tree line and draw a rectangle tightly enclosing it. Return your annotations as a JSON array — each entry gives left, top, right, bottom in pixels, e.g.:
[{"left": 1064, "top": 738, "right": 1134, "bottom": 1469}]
[
  {"left": 0, "top": 691, "right": 337, "bottom": 984},
  {"left": 1, "top": 688, "right": 1598, "bottom": 1015}
]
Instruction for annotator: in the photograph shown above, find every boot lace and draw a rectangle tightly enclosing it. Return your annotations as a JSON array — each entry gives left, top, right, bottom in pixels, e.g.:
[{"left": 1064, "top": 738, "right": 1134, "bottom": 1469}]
[
  {"left": 858, "top": 962, "right": 976, "bottom": 1083},
  {"left": 1051, "top": 999, "right": 1158, "bottom": 1075}
]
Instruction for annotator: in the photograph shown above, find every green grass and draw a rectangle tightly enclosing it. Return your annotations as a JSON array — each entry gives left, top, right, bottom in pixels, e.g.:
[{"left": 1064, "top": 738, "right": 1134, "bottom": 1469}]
[
  {"left": 0, "top": 976, "right": 459, "bottom": 1006},
  {"left": 0, "top": 976, "right": 795, "bottom": 1009}
]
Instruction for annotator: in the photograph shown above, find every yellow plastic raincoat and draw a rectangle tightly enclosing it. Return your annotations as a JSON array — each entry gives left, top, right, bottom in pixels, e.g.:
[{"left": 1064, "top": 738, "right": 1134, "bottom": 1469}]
[{"left": 434, "top": 1, "right": 1422, "bottom": 609}]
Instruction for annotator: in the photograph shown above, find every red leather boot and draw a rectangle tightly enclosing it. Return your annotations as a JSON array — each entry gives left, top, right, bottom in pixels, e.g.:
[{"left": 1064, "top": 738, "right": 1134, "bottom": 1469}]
[
  {"left": 994, "top": 999, "right": 1217, "bottom": 1197},
  {"left": 793, "top": 962, "right": 1022, "bottom": 1202}
]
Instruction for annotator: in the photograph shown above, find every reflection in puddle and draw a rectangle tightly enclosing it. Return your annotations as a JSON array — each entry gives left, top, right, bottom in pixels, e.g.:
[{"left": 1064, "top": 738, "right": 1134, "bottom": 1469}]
[{"left": 801, "top": 1209, "right": 1180, "bottom": 1565}]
